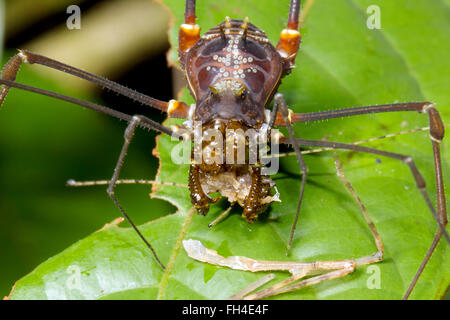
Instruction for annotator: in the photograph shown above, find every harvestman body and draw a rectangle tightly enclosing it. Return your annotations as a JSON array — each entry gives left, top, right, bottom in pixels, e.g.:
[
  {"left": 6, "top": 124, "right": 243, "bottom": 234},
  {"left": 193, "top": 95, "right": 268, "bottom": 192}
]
[{"left": 0, "top": 0, "right": 448, "bottom": 299}]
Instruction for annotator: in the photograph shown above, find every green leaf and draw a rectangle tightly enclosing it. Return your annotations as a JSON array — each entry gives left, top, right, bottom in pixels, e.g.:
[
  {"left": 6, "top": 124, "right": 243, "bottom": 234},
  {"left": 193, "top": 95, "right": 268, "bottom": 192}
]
[{"left": 8, "top": 0, "right": 449, "bottom": 300}]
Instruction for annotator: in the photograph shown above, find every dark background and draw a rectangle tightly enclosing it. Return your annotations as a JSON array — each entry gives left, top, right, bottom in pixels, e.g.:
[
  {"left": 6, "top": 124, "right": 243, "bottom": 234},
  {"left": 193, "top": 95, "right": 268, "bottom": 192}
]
[{"left": 0, "top": 0, "right": 178, "bottom": 297}]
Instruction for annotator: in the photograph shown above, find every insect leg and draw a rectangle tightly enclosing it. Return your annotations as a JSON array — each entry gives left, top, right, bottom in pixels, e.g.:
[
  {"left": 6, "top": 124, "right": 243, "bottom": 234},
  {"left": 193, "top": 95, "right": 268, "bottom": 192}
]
[
  {"left": 0, "top": 50, "right": 189, "bottom": 118},
  {"left": 107, "top": 115, "right": 167, "bottom": 270},
  {"left": 274, "top": 93, "right": 308, "bottom": 251},
  {"left": 280, "top": 137, "right": 448, "bottom": 298},
  {"left": 277, "top": 0, "right": 302, "bottom": 72},
  {"left": 238, "top": 157, "right": 383, "bottom": 300}
]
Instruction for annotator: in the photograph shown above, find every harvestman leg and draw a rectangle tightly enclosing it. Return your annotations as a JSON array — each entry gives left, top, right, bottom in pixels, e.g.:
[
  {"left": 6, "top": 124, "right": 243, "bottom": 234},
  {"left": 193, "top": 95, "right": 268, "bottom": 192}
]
[
  {"left": 276, "top": 93, "right": 448, "bottom": 251},
  {"left": 0, "top": 80, "right": 176, "bottom": 137},
  {"left": 0, "top": 1, "right": 204, "bottom": 270},
  {"left": 0, "top": 79, "right": 181, "bottom": 270},
  {"left": 67, "top": 179, "right": 188, "bottom": 188},
  {"left": 277, "top": 124, "right": 450, "bottom": 158},
  {"left": 273, "top": 94, "right": 308, "bottom": 251},
  {"left": 0, "top": 50, "right": 189, "bottom": 117},
  {"left": 275, "top": 101, "right": 449, "bottom": 244},
  {"left": 263, "top": 0, "right": 304, "bottom": 250},
  {"left": 278, "top": 137, "right": 448, "bottom": 298},
  {"left": 107, "top": 115, "right": 170, "bottom": 270}
]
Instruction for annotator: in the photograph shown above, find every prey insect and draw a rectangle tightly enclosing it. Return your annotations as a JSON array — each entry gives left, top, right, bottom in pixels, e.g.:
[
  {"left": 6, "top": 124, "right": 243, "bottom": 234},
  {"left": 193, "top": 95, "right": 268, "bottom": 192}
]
[{"left": 0, "top": 0, "right": 448, "bottom": 299}]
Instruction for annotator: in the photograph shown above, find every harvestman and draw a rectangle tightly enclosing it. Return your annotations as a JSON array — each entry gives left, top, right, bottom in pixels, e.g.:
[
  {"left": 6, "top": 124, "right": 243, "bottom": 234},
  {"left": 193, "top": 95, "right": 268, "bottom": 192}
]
[{"left": 0, "top": 0, "right": 448, "bottom": 299}]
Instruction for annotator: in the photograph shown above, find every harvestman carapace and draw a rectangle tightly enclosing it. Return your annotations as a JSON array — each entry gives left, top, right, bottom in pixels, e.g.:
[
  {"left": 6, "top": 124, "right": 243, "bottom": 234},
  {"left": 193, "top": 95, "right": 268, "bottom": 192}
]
[{"left": 0, "top": 0, "right": 447, "bottom": 299}]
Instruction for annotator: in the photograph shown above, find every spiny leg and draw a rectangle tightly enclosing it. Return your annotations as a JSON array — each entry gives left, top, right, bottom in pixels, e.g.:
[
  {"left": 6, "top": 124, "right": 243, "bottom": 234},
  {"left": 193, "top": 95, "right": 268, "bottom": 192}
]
[
  {"left": 274, "top": 93, "right": 308, "bottom": 251},
  {"left": 107, "top": 115, "right": 166, "bottom": 270},
  {"left": 0, "top": 50, "right": 189, "bottom": 117},
  {"left": 287, "top": 137, "right": 450, "bottom": 243},
  {"left": 275, "top": 102, "right": 443, "bottom": 125},
  {"left": 0, "top": 74, "right": 176, "bottom": 269},
  {"left": 0, "top": 79, "right": 182, "bottom": 270},
  {"left": 0, "top": 79, "right": 178, "bottom": 137},
  {"left": 280, "top": 137, "right": 448, "bottom": 298},
  {"left": 275, "top": 101, "right": 448, "bottom": 243},
  {"left": 0, "top": 75, "right": 181, "bottom": 270}
]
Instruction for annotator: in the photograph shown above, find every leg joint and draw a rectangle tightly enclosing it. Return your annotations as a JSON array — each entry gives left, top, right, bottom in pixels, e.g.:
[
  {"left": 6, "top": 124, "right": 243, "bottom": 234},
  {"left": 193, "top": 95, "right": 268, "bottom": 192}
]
[
  {"left": 107, "top": 187, "right": 115, "bottom": 197},
  {"left": 17, "top": 50, "right": 30, "bottom": 64},
  {"left": 423, "top": 105, "right": 445, "bottom": 142},
  {"left": 403, "top": 156, "right": 413, "bottom": 164},
  {"left": 124, "top": 115, "right": 142, "bottom": 140}
]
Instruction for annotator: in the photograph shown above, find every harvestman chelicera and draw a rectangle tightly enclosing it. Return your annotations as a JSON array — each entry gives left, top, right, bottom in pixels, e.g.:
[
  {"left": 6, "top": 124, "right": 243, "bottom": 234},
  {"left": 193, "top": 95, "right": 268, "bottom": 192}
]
[{"left": 0, "top": 0, "right": 447, "bottom": 299}]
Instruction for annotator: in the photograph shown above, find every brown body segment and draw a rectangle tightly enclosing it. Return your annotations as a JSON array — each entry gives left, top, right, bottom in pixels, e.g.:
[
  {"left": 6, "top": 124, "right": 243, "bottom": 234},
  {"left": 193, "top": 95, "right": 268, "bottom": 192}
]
[
  {"left": 177, "top": 9, "right": 296, "bottom": 220},
  {"left": 180, "top": 18, "right": 285, "bottom": 126}
]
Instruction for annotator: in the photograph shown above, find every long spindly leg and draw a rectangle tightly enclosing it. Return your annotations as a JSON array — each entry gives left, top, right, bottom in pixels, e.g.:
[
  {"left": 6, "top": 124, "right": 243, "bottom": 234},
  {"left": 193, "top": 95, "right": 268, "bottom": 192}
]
[
  {"left": 0, "top": 79, "right": 178, "bottom": 138},
  {"left": 275, "top": 124, "right": 450, "bottom": 157},
  {"left": 274, "top": 102, "right": 448, "bottom": 244},
  {"left": 0, "top": 77, "right": 178, "bottom": 269},
  {"left": 279, "top": 137, "right": 448, "bottom": 298},
  {"left": 277, "top": 0, "right": 302, "bottom": 71},
  {"left": 107, "top": 115, "right": 167, "bottom": 270},
  {"left": 66, "top": 179, "right": 188, "bottom": 188},
  {"left": 233, "top": 156, "right": 384, "bottom": 300},
  {"left": 333, "top": 154, "right": 384, "bottom": 260},
  {"left": 0, "top": 51, "right": 189, "bottom": 118},
  {"left": 274, "top": 93, "right": 308, "bottom": 250}
]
